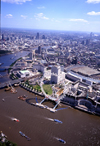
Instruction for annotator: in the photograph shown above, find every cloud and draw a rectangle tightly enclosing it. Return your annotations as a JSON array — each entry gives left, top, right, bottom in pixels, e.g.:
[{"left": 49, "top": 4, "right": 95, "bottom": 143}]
[
  {"left": 51, "top": 18, "right": 54, "bottom": 21},
  {"left": 1, "top": 0, "right": 31, "bottom": 4},
  {"left": 21, "top": 15, "right": 27, "bottom": 19},
  {"left": 55, "top": 20, "right": 61, "bottom": 23},
  {"left": 87, "top": 11, "right": 100, "bottom": 15},
  {"left": 69, "top": 19, "right": 88, "bottom": 23},
  {"left": 37, "top": 6, "right": 45, "bottom": 9},
  {"left": 86, "top": 0, "right": 100, "bottom": 4},
  {"left": 34, "top": 13, "right": 49, "bottom": 20},
  {"left": 5, "top": 14, "right": 13, "bottom": 18}
]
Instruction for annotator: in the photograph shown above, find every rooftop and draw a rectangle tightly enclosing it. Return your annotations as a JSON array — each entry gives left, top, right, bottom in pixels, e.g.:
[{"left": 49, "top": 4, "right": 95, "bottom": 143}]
[
  {"left": 71, "top": 66, "right": 100, "bottom": 76},
  {"left": 20, "top": 70, "right": 30, "bottom": 74}
]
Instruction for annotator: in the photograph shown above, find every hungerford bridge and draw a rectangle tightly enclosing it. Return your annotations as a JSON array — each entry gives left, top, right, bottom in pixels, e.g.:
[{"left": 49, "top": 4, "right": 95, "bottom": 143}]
[{"left": 32, "top": 75, "right": 69, "bottom": 113}]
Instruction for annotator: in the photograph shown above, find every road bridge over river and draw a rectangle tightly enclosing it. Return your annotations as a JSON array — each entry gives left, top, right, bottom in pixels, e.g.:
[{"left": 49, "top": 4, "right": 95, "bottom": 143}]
[
  {"left": 0, "top": 66, "right": 33, "bottom": 70},
  {"left": 0, "top": 78, "right": 23, "bottom": 89}
]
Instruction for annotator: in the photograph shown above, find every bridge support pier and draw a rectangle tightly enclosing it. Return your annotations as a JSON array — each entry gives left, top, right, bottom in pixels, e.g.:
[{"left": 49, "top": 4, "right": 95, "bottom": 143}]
[
  {"left": 40, "top": 98, "right": 46, "bottom": 104},
  {"left": 53, "top": 101, "right": 60, "bottom": 110}
]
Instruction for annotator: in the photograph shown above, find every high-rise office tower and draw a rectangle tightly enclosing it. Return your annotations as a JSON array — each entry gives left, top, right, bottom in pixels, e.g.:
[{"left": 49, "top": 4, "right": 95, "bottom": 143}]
[
  {"left": 29, "top": 50, "right": 33, "bottom": 60},
  {"left": 42, "top": 35, "right": 45, "bottom": 39},
  {"left": 36, "top": 32, "right": 39, "bottom": 39},
  {"left": 86, "top": 39, "right": 90, "bottom": 45},
  {"left": 38, "top": 45, "right": 41, "bottom": 54},
  {"left": 90, "top": 32, "right": 93, "bottom": 38},
  {"left": 2, "top": 34, "right": 4, "bottom": 40}
]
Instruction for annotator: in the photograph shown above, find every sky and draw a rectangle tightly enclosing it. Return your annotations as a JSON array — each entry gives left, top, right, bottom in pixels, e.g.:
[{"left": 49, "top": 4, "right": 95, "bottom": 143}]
[{"left": 1, "top": 0, "right": 100, "bottom": 32}]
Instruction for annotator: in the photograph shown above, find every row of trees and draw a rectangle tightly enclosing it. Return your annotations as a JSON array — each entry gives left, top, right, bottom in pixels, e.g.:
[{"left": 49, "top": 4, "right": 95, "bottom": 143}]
[{"left": 22, "top": 80, "right": 41, "bottom": 92}]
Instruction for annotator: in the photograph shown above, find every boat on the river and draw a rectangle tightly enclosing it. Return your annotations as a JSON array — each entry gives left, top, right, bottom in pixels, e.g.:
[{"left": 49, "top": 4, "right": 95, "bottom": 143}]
[
  {"left": 2, "top": 98, "right": 5, "bottom": 102},
  {"left": 0, "top": 63, "right": 3, "bottom": 66},
  {"left": 19, "top": 131, "right": 31, "bottom": 141},
  {"left": 58, "top": 138, "right": 66, "bottom": 144},
  {"left": 19, "top": 131, "right": 25, "bottom": 137},
  {"left": 13, "top": 118, "right": 20, "bottom": 122},
  {"left": 10, "top": 57, "right": 14, "bottom": 59},
  {"left": 18, "top": 95, "right": 27, "bottom": 101},
  {"left": 54, "top": 119, "right": 62, "bottom": 124}
]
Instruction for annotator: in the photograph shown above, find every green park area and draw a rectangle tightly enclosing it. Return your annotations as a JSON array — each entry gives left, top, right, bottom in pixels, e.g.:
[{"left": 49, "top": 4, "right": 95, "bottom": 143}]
[
  {"left": 24, "top": 80, "right": 52, "bottom": 95},
  {"left": 43, "top": 84, "right": 52, "bottom": 95},
  {"left": 33, "top": 84, "right": 41, "bottom": 92},
  {"left": 24, "top": 80, "right": 41, "bottom": 92}
]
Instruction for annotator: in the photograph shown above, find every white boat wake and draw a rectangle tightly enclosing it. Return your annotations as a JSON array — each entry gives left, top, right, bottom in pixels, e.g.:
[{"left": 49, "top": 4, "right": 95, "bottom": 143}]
[
  {"left": 6, "top": 116, "right": 20, "bottom": 122},
  {"left": 53, "top": 136, "right": 66, "bottom": 144},
  {"left": 45, "top": 117, "right": 54, "bottom": 121}
]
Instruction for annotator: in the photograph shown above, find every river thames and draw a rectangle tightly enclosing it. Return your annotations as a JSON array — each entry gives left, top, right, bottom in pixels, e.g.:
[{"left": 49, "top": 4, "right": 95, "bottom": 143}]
[
  {"left": 0, "top": 51, "right": 30, "bottom": 84},
  {"left": 0, "top": 86, "right": 100, "bottom": 146}
]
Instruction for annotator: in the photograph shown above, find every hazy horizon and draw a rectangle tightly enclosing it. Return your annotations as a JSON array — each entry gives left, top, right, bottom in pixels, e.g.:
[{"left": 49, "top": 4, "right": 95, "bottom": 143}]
[
  {"left": 1, "top": 0, "right": 100, "bottom": 33},
  {"left": 1, "top": 27, "right": 100, "bottom": 34}
]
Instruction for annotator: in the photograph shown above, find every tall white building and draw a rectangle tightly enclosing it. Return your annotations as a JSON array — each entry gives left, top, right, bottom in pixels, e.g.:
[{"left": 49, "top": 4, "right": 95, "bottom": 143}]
[{"left": 51, "top": 65, "right": 65, "bottom": 84}]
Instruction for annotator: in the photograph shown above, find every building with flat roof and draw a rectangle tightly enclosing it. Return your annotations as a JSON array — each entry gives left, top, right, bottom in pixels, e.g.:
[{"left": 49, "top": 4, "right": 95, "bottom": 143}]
[
  {"left": 15, "top": 60, "right": 27, "bottom": 69},
  {"left": 17, "top": 70, "right": 33, "bottom": 78},
  {"left": 71, "top": 66, "right": 100, "bottom": 77},
  {"left": 33, "top": 63, "right": 46, "bottom": 73},
  {"left": 51, "top": 65, "right": 65, "bottom": 84},
  {"left": 66, "top": 71, "right": 100, "bottom": 85}
]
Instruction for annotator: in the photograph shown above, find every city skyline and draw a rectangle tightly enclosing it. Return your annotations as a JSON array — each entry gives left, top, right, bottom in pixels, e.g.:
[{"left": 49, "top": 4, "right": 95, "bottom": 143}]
[{"left": 1, "top": 0, "right": 100, "bottom": 32}]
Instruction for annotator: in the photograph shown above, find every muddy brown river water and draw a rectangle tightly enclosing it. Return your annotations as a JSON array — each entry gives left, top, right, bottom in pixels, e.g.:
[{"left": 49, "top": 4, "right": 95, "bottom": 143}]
[{"left": 0, "top": 86, "right": 100, "bottom": 146}]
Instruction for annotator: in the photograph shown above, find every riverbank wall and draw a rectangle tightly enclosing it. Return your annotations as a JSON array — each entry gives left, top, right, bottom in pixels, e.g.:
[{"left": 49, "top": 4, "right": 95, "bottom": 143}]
[{"left": 61, "top": 96, "right": 100, "bottom": 116}]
